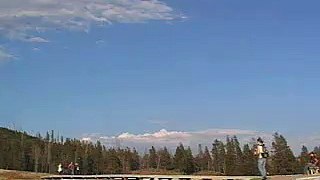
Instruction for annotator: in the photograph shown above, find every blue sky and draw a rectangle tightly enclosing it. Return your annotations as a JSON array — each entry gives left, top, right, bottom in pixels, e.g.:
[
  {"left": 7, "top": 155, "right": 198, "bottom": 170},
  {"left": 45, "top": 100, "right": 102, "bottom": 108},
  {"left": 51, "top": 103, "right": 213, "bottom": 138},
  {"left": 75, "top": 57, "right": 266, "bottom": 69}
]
[{"left": 1, "top": 0, "right": 320, "bottom": 151}]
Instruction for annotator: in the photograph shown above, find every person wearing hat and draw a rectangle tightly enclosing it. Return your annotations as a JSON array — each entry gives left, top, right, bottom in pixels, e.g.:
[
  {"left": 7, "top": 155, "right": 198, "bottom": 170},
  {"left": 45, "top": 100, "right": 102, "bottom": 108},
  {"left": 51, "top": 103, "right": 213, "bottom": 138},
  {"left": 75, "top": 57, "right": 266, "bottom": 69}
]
[
  {"left": 306, "top": 152, "right": 319, "bottom": 175},
  {"left": 254, "top": 137, "right": 268, "bottom": 180}
]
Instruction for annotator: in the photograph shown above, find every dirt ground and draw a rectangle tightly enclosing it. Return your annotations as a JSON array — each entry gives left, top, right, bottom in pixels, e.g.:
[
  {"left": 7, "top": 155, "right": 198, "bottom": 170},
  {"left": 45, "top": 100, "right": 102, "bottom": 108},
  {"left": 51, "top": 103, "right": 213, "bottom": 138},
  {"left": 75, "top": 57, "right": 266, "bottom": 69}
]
[
  {"left": 244, "top": 175, "right": 320, "bottom": 180},
  {"left": 269, "top": 175, "right": 320, "bottom": 180},
  {"left": 0, "top": 169, "right": 319, "bottom": 180},
  {"left": 0, "top": 169, "right": 48, "bottom": 180}
]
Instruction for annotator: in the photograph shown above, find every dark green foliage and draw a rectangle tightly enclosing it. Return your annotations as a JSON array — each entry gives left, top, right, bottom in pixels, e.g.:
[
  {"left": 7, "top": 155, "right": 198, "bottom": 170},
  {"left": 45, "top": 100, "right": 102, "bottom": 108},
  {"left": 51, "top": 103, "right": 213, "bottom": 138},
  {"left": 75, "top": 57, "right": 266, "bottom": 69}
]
[
  {"left": 224, "top": 136, "right": 245, "bottom": 175},
  {"left": 298, "top": 145, "right": 309, "bottom": 174},
  {"left": 173, "top": 143, "right": 185, "bottom": 172},
  {"left": 183, "top": 147, "right": 196, "bottom": 174},
  {"left": 212, "top": 139, "right": 226, "bottom": 174},
  {"left": 195, "top": 144, "right": 203, "bottom": 171},
  {"left": 0, "top": 127, "right": 310, "bottom": 175},
  {"left": 173, "top": 144, "right": 196, "bottom": 174},
  {"left": 233, "top": 136, "right": 244, "bottom": 175},
  {"left": 148, "top": 146, "right": 158, "bottom": 169},
  {"left": 242, "top": 144, "right": 258, "bottom": 175},
  {"left": 195, "top": 144, "right": 212, "bottom": 172},
  {"left": 129, "top": 148, "right": 140, "bottom": 171},
  {"left": 203, "top": 146, "right": 213, "bottom": 171},
  {"left": 225, "top": 136, "right": 236, "bottom": 175},
  {"left": 0, "top": 128, "right": 137, "bottom": 174},
  {"left": 158, "top": 147, "right": 173, "bottom": 170},
  {"left": 0, "top": 128, "right": 39, "bottom": 171},
  {"left": 104, "top": 148, "right": 122, "bottom": 174},
  {"left": 270, "top": 133, "right": 300, "bottom": 175},
  {"left": 141, "top": 152, "right": 149, "bottom": 170}
]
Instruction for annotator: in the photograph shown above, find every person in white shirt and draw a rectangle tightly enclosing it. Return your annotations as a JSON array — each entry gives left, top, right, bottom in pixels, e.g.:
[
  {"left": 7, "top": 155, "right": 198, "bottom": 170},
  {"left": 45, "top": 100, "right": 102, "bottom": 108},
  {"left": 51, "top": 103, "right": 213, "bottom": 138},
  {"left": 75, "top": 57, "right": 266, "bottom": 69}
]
[
  {"left": 57, "top": 163, "right": 63, "bottom": 175},
  {"left": 254, "top": 137, "right": 267, "bottom": 180}
]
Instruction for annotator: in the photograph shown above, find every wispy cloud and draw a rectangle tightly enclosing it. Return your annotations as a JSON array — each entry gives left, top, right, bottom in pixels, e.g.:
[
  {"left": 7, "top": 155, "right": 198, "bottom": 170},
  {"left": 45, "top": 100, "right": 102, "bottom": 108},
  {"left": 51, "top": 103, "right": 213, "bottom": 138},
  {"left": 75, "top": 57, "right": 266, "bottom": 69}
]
[
  {"left": 0, "top": 47, "right": 14, "bottom": 61},
  {"left": 0, "top": 0, "right": 182, "bottom": 43},
  {"left": 27, "top": 37, "right": 50, "bottom": 43},
  {"left": 32, "top": 47, "right": 40, "bottom": 51},
  {"left": 95, "top": 39, "right": 105, "bottom": 44}
]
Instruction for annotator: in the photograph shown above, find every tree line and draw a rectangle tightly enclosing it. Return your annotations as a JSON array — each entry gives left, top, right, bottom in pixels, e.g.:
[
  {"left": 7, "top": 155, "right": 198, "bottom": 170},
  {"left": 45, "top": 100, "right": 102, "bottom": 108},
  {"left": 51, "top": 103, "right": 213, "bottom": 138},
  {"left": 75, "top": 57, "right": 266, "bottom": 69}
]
[{"left": 0, "top": 127, "right": 319, "bottom": 175}]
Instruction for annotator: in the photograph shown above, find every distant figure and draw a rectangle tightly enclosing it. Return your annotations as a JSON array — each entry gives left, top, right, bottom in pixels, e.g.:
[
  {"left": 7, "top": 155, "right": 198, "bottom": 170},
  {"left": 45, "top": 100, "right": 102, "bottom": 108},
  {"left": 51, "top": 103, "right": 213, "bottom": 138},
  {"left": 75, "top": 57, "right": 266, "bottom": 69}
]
[
  {"left": 254, "top": 137, "right": 268, "bottom": 180},
  {"left": 63, "top": 162, "right": 69, "bottom": 174},
  {"left": 75, "top": 163, "right": 80, "bottom": 175},
  {"left": 306, "top": 152, "right": 319, "bottom": 175},
  {"left": 68, "top": 162, "right": 75, "bottom": 175},
  {"left": 57, "top": 163, "right": 63, "bottom": 175},
  {"left": 310, "top": 152, "right": 319, "bottom": 166}
]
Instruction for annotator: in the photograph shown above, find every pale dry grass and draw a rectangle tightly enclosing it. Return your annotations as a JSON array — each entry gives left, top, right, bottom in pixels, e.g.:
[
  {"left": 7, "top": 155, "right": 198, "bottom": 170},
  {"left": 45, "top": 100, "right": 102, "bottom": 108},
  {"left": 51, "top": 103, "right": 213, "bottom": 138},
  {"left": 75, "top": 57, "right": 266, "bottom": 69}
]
[{"left": 0, "top": 169, "right": 48, "bottom": 180}]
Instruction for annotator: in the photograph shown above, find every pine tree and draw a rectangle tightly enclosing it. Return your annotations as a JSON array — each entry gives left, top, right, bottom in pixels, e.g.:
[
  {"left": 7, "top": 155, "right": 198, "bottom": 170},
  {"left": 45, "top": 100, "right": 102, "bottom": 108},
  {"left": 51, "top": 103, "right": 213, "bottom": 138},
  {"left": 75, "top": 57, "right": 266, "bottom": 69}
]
[
  {"left": 195, "top": 144, "right": 212, "bottom": 172},
  {"left": 225, "top": 136, "right": 236, "bottom": 175},
  {"left": 158, "top": 147, "right": 173, "bottom": 170},
  {"left": 6, "top": 127, "right": 320, "bottom": 176},
  {"left": 242, "top": 144, "right": 257, "bottom": 175},
  {"left": 183, "top": 147, "right": 196, "bottom": 174},
  {"left": 233, "top": 136, "right": 244, "bottom": 175},
  {"left": 105, "top": 148, "right": 122, "bottom": 174},
  {"left": 129, "top": 148, "right": 140, "bottom": 171},
  {"left": 299, "top": 146, "right": 309, "bottom": 174},
  {"left": 141, "top": 151, "right": 150, "bottom": 170},
  {"left": 174, "top": 143, "right": 185, "bottom": 172},
  {"left": 148, "top": 146, "right": 158, "bottom": 169},
  {"left": 10, "top": 132, "right": 21, "bottom": 170},
  {"left": 82, "top": 142, "right": 90, "bottom": 174},
  {"left": 211, "top": 140, "right": 219, "bottom": 173},
  {"left": 271, "top": 133, "right": 299, "bottom": 175},
  {"left": 203, "top": 146, "right": 213, "bottom": 171},
  {"left": 212, "top": 139, "right": 226, "bottom": 174},
  {"left": 195, "top": 144, "right": 204, "bottom": 171},
  {"left": 33, "top": 143, "right": 41, "bottom": 172},
  {"left": 20, "top": 132, "right": 26, "bottom": 171},
  {"left": 94, "top": 141, "right": 104, "bottom": 173},
  {"left": 116, "top": 148, "right": 126, "bottom": 173}
]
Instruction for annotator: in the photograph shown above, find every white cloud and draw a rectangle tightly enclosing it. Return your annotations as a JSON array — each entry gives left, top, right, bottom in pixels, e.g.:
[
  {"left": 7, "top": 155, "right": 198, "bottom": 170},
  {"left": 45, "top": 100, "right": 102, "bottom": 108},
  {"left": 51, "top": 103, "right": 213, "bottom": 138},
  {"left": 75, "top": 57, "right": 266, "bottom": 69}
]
[
  {"left": 81, "top": 128, "right": 271, "bottom": 153},
  {"left": 95, "top": 39, "right": 105, "bottom": 44},
  {"left": 32, "top": 47, "right": 40, "bottom": 51},
  {"left": 27, "top": 37, "right": 50, "bottom": 43},
  {"left": 0, "top": 0, "right": 181, "bottom": 43},
  {"left": 84, "top": 129, "right": 320, "bottom": 155},
  {"left": 0, "top": 47, "right": 14, "bottom": 61}
]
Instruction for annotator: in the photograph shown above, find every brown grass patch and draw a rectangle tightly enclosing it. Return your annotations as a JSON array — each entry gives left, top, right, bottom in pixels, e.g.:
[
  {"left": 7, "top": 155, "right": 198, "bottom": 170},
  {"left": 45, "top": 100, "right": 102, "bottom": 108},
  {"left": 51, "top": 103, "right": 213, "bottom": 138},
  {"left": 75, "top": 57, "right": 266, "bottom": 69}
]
[{"left": 0, "top": 169, "right": 48, "bottom": 180}]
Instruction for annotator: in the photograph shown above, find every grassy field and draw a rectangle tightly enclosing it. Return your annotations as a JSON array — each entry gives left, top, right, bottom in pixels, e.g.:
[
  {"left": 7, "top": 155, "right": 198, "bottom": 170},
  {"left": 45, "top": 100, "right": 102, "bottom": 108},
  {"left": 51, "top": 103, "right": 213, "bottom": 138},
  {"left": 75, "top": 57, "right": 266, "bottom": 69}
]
[{"left": 0, "top": 169, "right": 48, "bottom": 180}]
